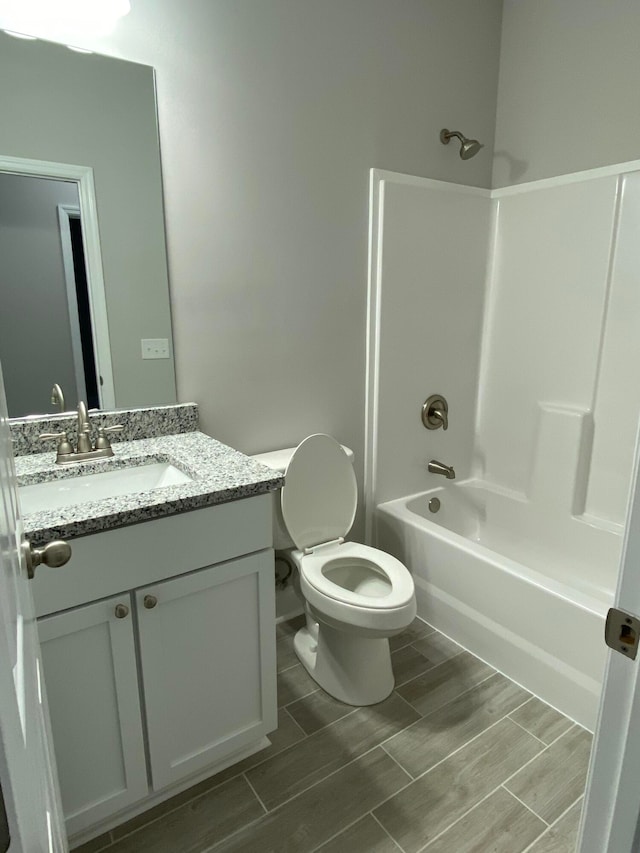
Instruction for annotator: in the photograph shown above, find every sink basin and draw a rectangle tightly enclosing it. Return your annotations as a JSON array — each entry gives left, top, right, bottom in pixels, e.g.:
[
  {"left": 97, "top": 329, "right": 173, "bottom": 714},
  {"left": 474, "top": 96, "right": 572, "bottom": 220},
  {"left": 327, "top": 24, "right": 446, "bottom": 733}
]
[{"left": 19, "top": 462, "right": 192, "bottom": 515}]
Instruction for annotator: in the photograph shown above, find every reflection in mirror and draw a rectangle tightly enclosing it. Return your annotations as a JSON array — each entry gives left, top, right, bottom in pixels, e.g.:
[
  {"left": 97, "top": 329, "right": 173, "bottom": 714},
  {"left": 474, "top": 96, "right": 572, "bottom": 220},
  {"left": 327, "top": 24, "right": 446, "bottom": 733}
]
[
  {"left": 0, "top": 172, "right": 104, "bottom": 417},
  {"left": 0, "top": 32, "right": 177, "bottom": 418}
]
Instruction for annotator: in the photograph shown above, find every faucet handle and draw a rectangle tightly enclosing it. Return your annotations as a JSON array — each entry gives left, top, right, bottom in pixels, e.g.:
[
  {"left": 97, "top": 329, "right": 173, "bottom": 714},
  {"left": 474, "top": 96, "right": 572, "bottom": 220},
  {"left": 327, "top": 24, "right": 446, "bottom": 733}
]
[
  {"left": 95, "top": 424, "right": 124, "bottom": 451},
  {"left": 40, "top": 431, "right": 73, "bottom": 455},
  {"left": 431, "top": 408, "right": 448, "bottom": 430}
]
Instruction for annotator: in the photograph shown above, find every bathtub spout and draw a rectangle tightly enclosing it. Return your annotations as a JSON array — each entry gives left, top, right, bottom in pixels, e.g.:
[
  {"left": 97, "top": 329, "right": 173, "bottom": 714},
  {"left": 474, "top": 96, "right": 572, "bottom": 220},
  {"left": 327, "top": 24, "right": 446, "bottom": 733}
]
[{"left": 428, "top": 459, "right": 456, "bottom": 479}]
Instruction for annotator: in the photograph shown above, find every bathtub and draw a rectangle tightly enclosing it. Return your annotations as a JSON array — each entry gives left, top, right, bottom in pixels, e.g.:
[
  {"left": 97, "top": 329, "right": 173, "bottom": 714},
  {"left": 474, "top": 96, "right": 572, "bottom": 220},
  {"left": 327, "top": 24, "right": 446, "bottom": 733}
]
[{"left": 376, "top": 480, "right": 623, "bottom": 730}]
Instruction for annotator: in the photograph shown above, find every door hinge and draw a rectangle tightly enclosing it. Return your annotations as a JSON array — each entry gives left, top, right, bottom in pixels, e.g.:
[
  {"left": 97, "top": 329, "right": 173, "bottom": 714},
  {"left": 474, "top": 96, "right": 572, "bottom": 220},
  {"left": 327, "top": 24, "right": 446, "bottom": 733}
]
[{"left": 605, "top": 608, "right": 640, "bottom": 660}]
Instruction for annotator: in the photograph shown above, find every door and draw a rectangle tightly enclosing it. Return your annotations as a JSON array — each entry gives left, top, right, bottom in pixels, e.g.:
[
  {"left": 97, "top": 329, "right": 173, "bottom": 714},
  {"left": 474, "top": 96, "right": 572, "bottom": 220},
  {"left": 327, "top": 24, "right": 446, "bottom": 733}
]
[
  {"left": 137, "top": 552, "right": 277, "bottom": 790},
  {"left": 0, "top": 360, "right": 67, "bottom": 852},
  {"left": 579, "top": 428, "right": 640, "bottom": 851},
  {"left": 38, "top": 595, "right": 148, "bottom": 838}
]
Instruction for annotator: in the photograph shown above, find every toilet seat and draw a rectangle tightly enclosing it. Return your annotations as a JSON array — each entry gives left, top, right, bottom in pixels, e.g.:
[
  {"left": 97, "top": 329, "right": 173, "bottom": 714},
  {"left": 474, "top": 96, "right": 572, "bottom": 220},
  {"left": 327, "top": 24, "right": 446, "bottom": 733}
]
[{"left": 299, "top": 541, "right": 414, "bottom": 610}]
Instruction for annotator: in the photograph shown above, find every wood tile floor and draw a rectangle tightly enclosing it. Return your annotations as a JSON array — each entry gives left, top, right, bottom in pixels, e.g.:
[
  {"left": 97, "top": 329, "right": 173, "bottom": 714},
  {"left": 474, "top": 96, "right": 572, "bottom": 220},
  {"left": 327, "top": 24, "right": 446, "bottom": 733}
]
[{"left": 76, "top": 616, "right": 591, "bottom": 853}]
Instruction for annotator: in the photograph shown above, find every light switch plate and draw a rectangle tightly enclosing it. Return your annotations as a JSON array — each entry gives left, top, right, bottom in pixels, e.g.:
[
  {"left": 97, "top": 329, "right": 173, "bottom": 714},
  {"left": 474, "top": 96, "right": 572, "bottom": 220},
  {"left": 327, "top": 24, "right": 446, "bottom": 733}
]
[{"left": 141, "top": 338, "right": 170, "bottom": 360}]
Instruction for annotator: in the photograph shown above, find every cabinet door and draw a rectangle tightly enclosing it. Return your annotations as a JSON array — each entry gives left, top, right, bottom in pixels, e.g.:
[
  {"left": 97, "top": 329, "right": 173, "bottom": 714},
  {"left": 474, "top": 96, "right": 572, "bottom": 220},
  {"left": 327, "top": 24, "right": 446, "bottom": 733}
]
[
  {"left": 38, "top": 595, "right": 148, "bottom": 837},
  {"left": 137, "top": 550, "right": 276, "bottom": 791}
]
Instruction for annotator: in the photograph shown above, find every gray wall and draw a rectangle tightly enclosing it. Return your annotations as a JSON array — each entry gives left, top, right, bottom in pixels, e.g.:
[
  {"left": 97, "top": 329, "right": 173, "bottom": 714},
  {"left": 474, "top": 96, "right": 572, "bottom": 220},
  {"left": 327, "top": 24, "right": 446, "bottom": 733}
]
[
  {"left": 0, "top": 174, "right": 79, "bottom": 416},
  {"left": 493, "top": 0, "right": 640, "bottom": 187},
  {"left": 0, "top": 0, "right": 503, "bottom": 535},
  {"left": 0, "top": 34, "right": 176, "bottom": 409}
]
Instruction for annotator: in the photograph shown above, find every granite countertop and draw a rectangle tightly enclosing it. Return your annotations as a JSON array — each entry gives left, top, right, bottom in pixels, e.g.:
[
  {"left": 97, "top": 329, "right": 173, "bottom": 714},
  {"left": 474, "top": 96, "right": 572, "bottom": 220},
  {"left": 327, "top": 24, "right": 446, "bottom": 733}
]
[{"left": 17, "top": 431, "right": 283, "bottom": 544}]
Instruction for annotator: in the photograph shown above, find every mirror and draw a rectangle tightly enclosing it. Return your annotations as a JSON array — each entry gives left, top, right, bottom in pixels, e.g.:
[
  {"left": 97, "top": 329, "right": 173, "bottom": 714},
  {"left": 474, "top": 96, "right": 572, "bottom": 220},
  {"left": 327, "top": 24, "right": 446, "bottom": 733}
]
[{"left": 0, "top": 31, "right": 177, "bottom": 418}]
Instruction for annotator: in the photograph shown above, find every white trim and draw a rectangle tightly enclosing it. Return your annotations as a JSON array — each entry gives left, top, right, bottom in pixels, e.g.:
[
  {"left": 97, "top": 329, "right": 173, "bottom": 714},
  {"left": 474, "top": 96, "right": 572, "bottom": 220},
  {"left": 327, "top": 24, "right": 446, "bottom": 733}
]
[
  {"left": 0, "top": 155, "right": 115, "bottom": 408},
  {"left": 57, "top": 204, "right": 87, "bottom": 404}
]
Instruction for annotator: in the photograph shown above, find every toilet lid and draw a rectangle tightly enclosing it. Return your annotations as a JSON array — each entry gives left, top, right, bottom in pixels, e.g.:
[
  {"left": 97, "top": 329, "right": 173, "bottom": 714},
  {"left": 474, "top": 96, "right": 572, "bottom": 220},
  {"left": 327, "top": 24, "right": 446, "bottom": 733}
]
[{"left": 281, "top": 434, "right": 357, "bottom": 551}]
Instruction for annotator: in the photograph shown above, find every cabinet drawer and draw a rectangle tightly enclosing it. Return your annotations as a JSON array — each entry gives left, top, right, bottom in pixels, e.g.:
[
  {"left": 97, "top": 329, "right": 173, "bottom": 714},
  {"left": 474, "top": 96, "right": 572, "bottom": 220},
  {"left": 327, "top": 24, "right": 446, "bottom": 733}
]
[{"left": 33, "top": 493, "right": 272, "bottom": 617}]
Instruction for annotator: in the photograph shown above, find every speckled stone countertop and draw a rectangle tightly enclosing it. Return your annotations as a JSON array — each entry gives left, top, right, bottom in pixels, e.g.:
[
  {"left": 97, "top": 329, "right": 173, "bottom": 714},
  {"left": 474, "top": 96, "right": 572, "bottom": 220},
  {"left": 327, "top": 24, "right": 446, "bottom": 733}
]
[
  {"left": 18, "top": 431, "right": 283, "bottom": 545},
  {"left": 11, "top": 402, "right": 198, "bottom": 456}
]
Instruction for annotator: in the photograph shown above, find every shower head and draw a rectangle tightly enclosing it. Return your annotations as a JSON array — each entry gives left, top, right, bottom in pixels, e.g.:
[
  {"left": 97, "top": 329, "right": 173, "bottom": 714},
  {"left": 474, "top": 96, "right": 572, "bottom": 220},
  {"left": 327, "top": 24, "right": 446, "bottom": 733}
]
[{"left": 440, "top": 128, "right": 483, "bottom": 160}]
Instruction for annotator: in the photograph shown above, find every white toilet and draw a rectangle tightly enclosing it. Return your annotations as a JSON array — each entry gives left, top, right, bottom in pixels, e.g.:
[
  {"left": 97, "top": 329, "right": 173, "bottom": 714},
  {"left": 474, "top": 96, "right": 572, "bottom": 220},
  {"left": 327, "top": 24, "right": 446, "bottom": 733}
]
[{"left": 253, "top": 433, "right": 416, "bottom": 706}]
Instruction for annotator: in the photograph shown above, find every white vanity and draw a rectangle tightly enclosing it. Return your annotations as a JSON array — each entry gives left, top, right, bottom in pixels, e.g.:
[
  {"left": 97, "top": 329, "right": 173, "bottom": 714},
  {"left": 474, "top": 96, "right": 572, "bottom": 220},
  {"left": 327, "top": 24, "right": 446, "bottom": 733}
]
[{"left": 14, "top": 406, "right": 282, "bottom": 847}]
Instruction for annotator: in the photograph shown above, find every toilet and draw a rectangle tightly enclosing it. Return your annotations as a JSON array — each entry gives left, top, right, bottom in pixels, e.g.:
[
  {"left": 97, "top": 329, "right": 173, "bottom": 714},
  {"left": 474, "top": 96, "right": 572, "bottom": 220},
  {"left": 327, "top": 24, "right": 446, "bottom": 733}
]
[{"left": 253, "top": 433, "right": 416, "bottom": 706}]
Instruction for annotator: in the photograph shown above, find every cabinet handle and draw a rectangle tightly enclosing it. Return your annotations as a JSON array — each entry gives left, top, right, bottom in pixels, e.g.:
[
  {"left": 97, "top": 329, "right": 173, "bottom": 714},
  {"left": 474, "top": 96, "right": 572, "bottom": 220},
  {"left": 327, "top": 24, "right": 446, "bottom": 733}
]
[
  {"left": 114, "top": 604, "right": 129, "bottom": 619},
  {"left": 143, "top": 594, "right": 158, "bottom": 609}
]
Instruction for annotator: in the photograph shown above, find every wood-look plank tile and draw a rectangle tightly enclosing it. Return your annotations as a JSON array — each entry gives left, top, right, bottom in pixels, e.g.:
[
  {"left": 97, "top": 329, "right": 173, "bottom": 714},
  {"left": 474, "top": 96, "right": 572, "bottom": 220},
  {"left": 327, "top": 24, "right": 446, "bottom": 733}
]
[
  {"left": 276, "top": 634, "right": 300, "bottom": 673},
  {"left": 509, "top": 696, "right": 573, "bottom": 745},
  {"left": 397, "top": 650, "right": 495, "bottom": 717},
  {"left": 374, "top": 718, "right": 544, "bottom": 853},
  {"left": 286, "top": 687, "right": 354, "bottom": 735},
  {"left": 111, "top": 709, "right": 304, "bottom": 840},
  {"left": 505, "top": 727, "right": 592, "bottom": 824},
  {"left": 389, "top": 617, "right": 435, "bottom": 652},
  {"left": 247, "top": 692, "right": 419, "bottom": 810},
  {"left": 385, "top": 672, "right": 531, "bottom": 777},
  {"left": 211, "top": 748, "right": 410, "bottom": 853},
  {"left": 277, "top": 662, "right": 318, "bottom": 707},
  {"left": 422, "top": 787, "right": 546, "bottom": 853},
  {"left": 108, "top": 776, "right": 264, "bottom": 853},
  {"left": 526, "top": 799, "right": 583, "bottom": 853},
  {"left": 201, "top": 708, "right": 308, "bottom": 788},
  {"left": 316, "top": 815, "right": 400, "bottom": 852},
  {"left": 410, "top": 631, "right": 463, "bottom": 665},
  {"left": 71, "top": 832, "right": 113, "bottom": 853},
  {"left": 275, "top": 614, "right": 306, "bottom": 640},
  {"left": 390, "top": 644, "right": 434, "bottom": 686}
]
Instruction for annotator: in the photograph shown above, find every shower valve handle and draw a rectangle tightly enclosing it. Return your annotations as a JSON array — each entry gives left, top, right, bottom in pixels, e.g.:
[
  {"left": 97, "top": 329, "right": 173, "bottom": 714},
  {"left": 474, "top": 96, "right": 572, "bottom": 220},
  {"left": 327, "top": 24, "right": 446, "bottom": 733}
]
[{"left": 422, "top": 395, "right": 449, "bottom": 431}]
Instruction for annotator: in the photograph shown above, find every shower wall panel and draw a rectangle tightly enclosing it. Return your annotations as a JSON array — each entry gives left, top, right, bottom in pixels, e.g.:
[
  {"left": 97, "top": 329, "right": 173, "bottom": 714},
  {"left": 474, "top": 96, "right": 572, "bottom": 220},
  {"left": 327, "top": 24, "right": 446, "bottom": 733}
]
[
  {"left": 370, "top": 176, "right": 491, "bottom": 506},
  {"left": 585, "top": 172, "right": 640, "bottom": 525},
  {"left": 476, "top": 170, "right": 640, "bottom": 528}
]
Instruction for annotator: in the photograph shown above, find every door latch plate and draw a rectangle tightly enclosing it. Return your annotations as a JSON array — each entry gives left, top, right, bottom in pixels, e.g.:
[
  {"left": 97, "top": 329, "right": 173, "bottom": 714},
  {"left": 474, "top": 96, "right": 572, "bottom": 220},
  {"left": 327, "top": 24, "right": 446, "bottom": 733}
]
[{"left": 605, "top": 608, "right": 640, "bottom": 660}]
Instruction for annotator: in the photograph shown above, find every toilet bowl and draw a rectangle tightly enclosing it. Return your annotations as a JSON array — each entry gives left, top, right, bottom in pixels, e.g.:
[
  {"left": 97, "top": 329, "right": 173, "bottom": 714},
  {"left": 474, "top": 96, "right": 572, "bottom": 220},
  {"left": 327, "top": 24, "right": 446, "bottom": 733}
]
[{"left": 253, "top": 434, "right": 416, "bottom": 705}]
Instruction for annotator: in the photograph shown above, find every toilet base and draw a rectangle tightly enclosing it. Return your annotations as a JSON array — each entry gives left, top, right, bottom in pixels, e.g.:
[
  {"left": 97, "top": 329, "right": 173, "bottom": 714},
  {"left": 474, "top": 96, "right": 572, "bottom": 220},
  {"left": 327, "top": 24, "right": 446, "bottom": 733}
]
[{"left": 294, "top": 623, "right": 395, "bottom": 706}]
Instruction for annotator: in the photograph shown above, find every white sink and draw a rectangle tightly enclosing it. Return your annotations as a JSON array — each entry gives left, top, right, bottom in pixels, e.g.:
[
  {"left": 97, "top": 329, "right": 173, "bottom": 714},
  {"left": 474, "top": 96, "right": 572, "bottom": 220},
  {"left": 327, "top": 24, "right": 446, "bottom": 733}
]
[{"left": 19, "top": 462, "right": 192, "bottom": 515}]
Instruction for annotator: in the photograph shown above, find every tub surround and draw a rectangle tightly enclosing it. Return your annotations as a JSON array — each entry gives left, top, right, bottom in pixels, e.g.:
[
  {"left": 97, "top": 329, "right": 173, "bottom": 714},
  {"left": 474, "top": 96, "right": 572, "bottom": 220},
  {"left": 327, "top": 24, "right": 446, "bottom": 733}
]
[
  {"left": 10, "top": 402, "right": 199, "bottom": 456},
  {"left": 366, "top": 165, "right": 640, "bottom": 731}
]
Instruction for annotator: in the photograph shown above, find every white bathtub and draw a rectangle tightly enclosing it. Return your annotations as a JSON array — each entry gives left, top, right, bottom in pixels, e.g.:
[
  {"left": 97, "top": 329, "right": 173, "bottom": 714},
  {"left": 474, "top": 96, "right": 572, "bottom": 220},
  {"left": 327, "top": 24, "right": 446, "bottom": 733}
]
[{"left": 376, "top": 480, "right": 623, "bottom": 730}]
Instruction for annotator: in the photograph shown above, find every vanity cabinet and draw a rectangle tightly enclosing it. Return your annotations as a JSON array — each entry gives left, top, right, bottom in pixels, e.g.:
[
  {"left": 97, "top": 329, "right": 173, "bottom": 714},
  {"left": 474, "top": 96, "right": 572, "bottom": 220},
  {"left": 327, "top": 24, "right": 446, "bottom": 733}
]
[{"left": 33, "top": 494, "right": 276, "bottom": 841}]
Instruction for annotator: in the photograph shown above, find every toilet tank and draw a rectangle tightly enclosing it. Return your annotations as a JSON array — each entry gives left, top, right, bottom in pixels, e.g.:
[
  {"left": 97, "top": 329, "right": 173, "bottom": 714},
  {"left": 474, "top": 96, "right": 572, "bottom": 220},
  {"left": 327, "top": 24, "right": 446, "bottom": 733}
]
[{"left": 251, "top": 443, "right": 354, "bottom": 550}]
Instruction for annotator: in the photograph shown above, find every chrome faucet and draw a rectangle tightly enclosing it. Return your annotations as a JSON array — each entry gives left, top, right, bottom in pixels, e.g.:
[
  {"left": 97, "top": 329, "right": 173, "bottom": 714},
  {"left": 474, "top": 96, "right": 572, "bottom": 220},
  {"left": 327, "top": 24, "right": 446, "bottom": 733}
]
[
  {"left": 428, "top": 459, "right": 456, "bottom": 479},
  {"left": 40, "top": 401, "right": 124, "bottom": 464},
  {"left": 50, "top": 383, "right": 66, "bottom": 413}
]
